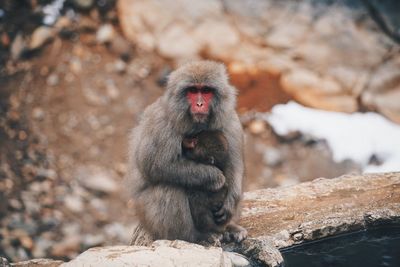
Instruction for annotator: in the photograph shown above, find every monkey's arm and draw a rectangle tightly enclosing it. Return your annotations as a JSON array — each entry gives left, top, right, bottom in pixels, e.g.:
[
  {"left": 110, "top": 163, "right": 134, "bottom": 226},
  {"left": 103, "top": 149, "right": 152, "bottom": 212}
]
[
  {"left": 137, "top": 132, "right": 225, "bottom": 191},
  {"left": 215, "top": 121, "right": 244, "bottom": 222}
]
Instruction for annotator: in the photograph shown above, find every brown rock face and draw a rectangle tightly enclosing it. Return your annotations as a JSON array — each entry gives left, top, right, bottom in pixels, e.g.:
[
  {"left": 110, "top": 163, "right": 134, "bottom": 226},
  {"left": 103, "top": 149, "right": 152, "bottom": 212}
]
[{"left": 240, "top": 172, "right": 400, "bottom": 248}]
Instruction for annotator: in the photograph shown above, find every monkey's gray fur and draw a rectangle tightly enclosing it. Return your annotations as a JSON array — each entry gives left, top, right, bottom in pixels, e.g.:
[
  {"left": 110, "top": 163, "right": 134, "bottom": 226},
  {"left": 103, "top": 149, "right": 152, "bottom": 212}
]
[{"left": 128, "top": 60, "right": 247, "bottom": 243}]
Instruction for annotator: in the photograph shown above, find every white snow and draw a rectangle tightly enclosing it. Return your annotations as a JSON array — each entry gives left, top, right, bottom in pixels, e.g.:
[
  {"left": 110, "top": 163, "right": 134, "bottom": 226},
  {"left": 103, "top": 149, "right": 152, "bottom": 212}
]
[
  {"left": 265, "top": 101, "right": 400, "bottom": 173},
  {"left": 42, "top": 0, "right": 66, "bottom": 25}
]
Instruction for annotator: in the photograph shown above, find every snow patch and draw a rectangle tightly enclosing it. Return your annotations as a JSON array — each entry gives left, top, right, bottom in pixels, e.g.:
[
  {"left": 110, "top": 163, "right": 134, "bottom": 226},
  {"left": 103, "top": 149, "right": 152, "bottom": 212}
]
[
  {"left": 43, "top": 0, "right": 66, "bottom": 25},
  {"left": 265, "top": 102, "right": 400, "bottom": 173}
]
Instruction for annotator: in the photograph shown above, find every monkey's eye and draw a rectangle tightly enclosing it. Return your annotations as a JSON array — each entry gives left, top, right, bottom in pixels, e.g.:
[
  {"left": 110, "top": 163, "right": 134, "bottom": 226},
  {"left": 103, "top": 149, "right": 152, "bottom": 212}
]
[
  {"left": 187, "top": 87, "right": 198, "bottom": 94},
  {"left": 202, "top": 87, "right": 214, "bottom": 94}
]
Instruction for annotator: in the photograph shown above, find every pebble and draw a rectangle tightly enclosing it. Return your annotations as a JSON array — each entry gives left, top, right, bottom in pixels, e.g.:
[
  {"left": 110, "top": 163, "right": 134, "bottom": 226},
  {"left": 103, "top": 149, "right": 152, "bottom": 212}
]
[
  {"left": 70, "top": 58, "right": 82, "bottom": 74},
  {"left": 109, "top": 34, "right": 132, "bottom": 60},
  {"left": 263, "top": 147, "right": 283, "bottom": 167},
  {"left": 32, "top": 107, "right": 45, "bottom": 120},
  {"left": 64, "top": 194, "right": 85, "bottom": 213},
  {"left": 83, "top": 87, "right": 107, "bottom": 106},
  {"left": 46, "top": 73, "right": 59, "bottom": 86},
  {"left": 82, "top": 234, "right": 105, "bottom": 248},
  {"left": 8, "top": 199, "right": 23, "bottom": 211},
  {"left": 96, "top": 24, "right": 114, "bottom": 44},
  {"left": 225, "top": 252, "right": 251, "bottom": 267},
  {"left": 11, "top": 34, "right": 26, "bottom": 60},
  {"left": 51, "top": 236, "right": 81, "bottom": 258},
  {"left": 72, "top": 0, "right": 95, "bottom": 10},
  {"left": 36, "top": 168, "right": 57, "bottom": 180},
  {"left": 32, "top": 237, "right": 54, "bottom": 258},
  {"left": 104, "top": 223, "right": 130, "bottom": 243},
  {"left": 113, "top": 59, "right": 127, "bottom": 73},
  {"left": 76, "top": 166, "right": 119, "bottom": 194},
  {"left": 29, "top": 26, "right": 54, "bottom": 50},
  {"left": 19, "top": 235, "right": 34, "bottom": 250},
  {"left": 248, "top": 120, "right": 267, "bottom": 135},
  {"left": 105, "top": 79, "right": 119, "bottom": 99},
  {"left": 0, "top": 257, "right": 10, "bottom": 267},
  {"left": 292, "top": 232, "right": 304, "bottom": 241}
]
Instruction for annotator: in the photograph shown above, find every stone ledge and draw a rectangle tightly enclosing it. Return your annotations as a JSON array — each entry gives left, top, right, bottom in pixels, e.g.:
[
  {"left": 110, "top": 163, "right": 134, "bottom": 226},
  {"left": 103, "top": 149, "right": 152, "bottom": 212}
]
[{"left": 5, "top": 172, "right": 399, "bottom": 267}]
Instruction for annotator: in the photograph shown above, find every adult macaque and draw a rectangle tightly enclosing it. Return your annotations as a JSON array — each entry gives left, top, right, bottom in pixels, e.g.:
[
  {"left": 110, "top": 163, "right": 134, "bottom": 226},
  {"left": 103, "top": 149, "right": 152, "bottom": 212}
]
[{"left": 129, "top": 61, "right": 247, "bottom": 243}]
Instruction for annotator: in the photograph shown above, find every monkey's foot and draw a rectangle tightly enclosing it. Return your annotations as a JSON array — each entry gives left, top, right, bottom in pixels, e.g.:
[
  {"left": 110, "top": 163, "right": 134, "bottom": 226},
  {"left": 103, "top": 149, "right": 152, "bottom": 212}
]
[
  {"left": 198, "top": 233, "right": 222, "bottom": 247},
  {"left": 223, "top": 224, "right": 248, "bottom": 243}
]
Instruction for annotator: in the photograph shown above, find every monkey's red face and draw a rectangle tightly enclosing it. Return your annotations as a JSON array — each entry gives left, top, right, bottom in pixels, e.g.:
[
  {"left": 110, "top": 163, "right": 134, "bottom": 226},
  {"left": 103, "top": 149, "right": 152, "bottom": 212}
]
[{"left": 186, "top": 86, "right": 214, "bottom": 122}]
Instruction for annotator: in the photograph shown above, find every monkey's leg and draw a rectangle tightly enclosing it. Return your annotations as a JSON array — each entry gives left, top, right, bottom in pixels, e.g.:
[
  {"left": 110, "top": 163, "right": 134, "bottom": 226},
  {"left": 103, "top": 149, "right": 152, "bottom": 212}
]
[
  {"left": 137, "top": 184, "right": 202, "bottom": 243},
  {"left": 223, "top": 222, "right": 248, "bottom": 243}
]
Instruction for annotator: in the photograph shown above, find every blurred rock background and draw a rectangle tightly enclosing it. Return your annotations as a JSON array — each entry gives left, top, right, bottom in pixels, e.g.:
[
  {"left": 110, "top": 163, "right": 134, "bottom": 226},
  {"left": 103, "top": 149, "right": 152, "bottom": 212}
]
[{"left": 0, "top": 0, "right": 399, "bottom": 263}]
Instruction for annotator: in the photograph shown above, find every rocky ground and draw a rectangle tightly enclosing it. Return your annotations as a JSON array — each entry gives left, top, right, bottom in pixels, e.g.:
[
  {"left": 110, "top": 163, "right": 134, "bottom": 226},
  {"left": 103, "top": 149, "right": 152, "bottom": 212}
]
[{"left": 0, "top": 0, "right": 399, "bottom": 263}]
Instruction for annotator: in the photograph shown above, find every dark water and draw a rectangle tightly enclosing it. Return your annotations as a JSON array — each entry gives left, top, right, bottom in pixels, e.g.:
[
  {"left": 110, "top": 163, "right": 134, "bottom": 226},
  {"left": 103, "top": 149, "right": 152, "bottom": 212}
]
[{"left": 281, "top": 227, "right": 400, "bottom": 267}]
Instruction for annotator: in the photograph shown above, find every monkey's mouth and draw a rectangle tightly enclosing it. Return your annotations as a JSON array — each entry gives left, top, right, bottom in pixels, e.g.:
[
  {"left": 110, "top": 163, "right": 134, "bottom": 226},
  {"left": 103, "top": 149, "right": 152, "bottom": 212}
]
[{"left": 192, "top": 113, "right": 209, "bottom": 123}]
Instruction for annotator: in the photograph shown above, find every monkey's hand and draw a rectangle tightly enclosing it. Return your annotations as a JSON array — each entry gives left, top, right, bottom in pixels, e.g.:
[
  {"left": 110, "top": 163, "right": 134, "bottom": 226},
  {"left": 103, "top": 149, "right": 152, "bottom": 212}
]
[
  {"left": 211, "top": 201, "right": 232, "bottom": 226},
  {"left": 205, "top": 172, "right": 226, "bottom": 192},
  {"left": 223, "top": 223, "right": 248, "bottom": 243}
]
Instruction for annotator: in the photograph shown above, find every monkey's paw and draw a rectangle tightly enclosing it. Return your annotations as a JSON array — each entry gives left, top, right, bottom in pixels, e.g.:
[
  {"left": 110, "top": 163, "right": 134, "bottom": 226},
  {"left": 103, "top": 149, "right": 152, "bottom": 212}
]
[
  {"left": 206, "top": 173, "right": 226, "bottom": 192},
  {"left": 223, "top": 224, "right": 248, "bottom": 243},
  {"left": 212, "top": 204, "right": 232, "bottom": 226},
  {"left": 199, "top": 234, "right": 223, "bottom": 247}
]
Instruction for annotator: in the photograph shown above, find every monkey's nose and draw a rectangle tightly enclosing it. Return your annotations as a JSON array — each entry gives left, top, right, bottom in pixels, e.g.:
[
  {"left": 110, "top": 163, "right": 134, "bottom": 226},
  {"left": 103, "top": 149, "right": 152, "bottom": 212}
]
[{"left": 197, "top": 102, "right": 203, "bottom": 107}]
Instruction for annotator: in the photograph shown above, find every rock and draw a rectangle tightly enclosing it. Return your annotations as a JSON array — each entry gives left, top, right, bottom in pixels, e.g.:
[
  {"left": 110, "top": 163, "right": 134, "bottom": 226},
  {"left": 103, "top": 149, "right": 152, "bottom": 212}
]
[
  {"left": 224, "top": 252, "right": 250, "bottom": 267},
  {"left": 8, "top": 199, "right": 23, "bottom": 210},
  {"left": 51, "top": 237, "right": 81, "bottom": 258},
  {"left": 104, "top": 223, "right": 130, "bottom": 243},
  {"left": 29, "top": 27, "right": 55, "bottom": 50},
  {"left": 64, "top": 195, "right": 84, "bottom": 213},
  {"left": 105, "top": 80, "right": 120, "bottom": 100},
  {"left": 36, "top": 168, "right": 57, "bottom": 180},
  {"left": 157, "top": 24, "right": 201, "bottom": 59},
  {"left": 193, "top": 20, "right": 239, "bottom": 57},
  {"left": 11, "top": 34, "right": 26, "bottom": 60},
  {"left": 258, "top": 56, "right": 296, "bottom": 76},
  {"left": 11, "top": 258, "right": 63, "bottom": 267},
  {"left": 241, "top": 172, "right": 400, "bottom": 248},
  {"left": 110, "top": 59, "right": 127, "bottom": 74},
  {"left": 72, "top": 0, "right": 95, "bottom": 10},
  {"left": 248, "top": 120, "right": 267, "bottom": 135},
  {"left": 280, "top": 69, "right": 357, "bottom": 113},
  {"left": 82, "top": 234, "right": 105, "bottom": 249},
  {"left": 263, "top": 148, "right": 282, "bottom": 167},
  {"left": 46, "top": 74, "right": 59, "bottom": 87},
  {"left": 82, "top": 87, "right": 107, "bottom": 106},
  {"left": 96, "top": 24, "right": 115, "bottom": 44},
  {"left": 75, "top": 166, "right": 119, "bottom": 194},
  {"left": 265, "top": 18, "right": 310, "bottom": 49},
  {"left": 62, "top": 241, "right": 232, "bottom": 267},
  {"left": 118, "top": 0, "right": 223, "bottom": 53},
  {"left": 77, "top": 17, "right": 98, "bottom": 32},
  {"left": 0, "top": 257, "right": 10, "bottom": 267},
  {"left": 69, "top": 58, "right": 82, "bottom": 74},
  {"left": 54, "top": 16, "right": 72, "bottom": 31},
  {"left": 32, "top": 237, "right": 54, "bottom": 258},
  {"left": 32, "top": 108, "right": 45, "bottom": 121},
  {"left": 61, "top": 223, "right": 81, "bottom": 237},
  {"left": 361, "top": 57, "right": 400, "bottom": 124},
  {"left": 108, "top": 34, "right": 133, "bottom": 60}
]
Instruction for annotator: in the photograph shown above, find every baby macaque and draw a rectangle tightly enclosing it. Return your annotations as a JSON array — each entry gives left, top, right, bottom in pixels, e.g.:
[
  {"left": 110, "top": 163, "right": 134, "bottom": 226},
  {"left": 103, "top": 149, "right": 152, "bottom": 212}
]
[{"left": 182, "top": 130, "right": 231, "bottom": 237}]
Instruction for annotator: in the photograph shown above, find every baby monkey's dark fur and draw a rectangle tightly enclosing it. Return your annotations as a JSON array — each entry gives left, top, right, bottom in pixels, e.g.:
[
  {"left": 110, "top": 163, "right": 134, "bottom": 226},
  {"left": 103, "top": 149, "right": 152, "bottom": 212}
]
[{"left": 182, "top": 130, "right": 230, "bottom": 235}]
